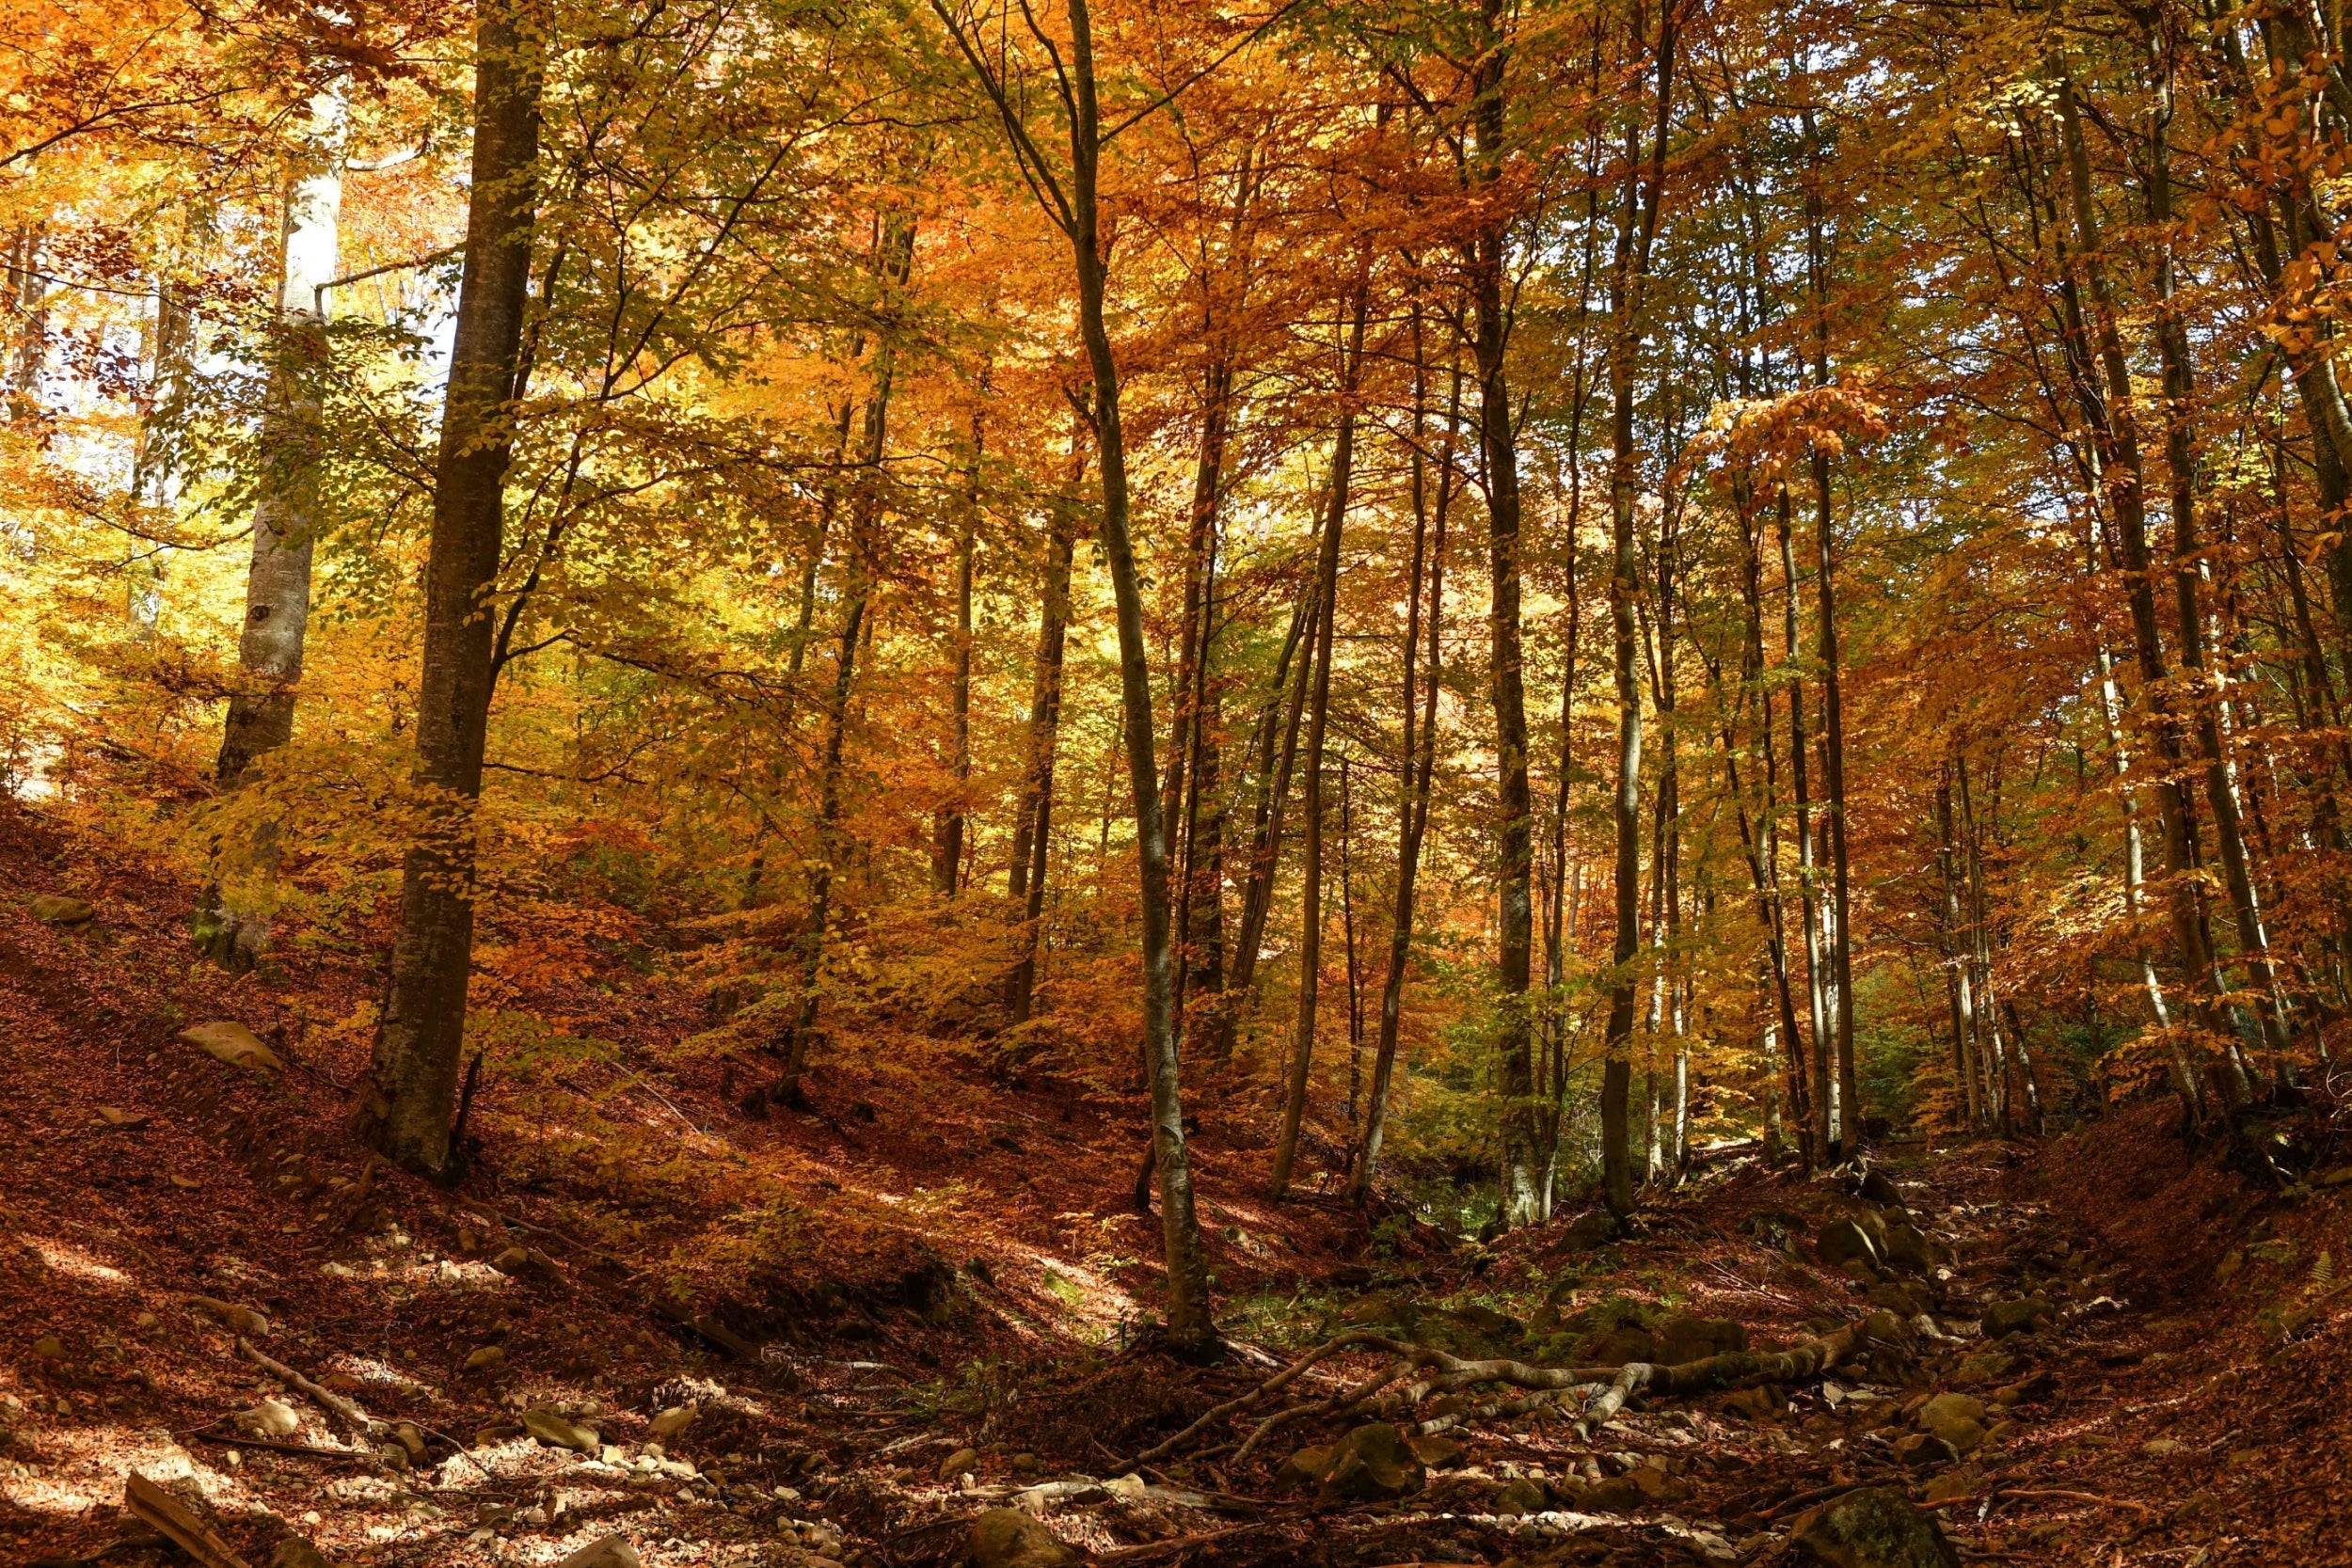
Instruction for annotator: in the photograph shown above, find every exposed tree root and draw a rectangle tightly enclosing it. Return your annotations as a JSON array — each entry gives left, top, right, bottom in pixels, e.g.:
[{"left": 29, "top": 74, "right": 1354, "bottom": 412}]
[{"left": 1144, "top": 1315, "right": 1885, "bottom": 1465}]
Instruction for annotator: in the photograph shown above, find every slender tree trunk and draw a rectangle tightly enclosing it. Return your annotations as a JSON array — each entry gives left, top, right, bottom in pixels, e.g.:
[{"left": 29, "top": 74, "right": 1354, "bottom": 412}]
[
  {"left": 1063, "top": 0, "right": 1212, "bottom": 1350},
  {"left": 1467, "top": 10, "right": 1541, "bottom": 1226},
  {"left": 1355, "top": 316, "right": 1452, "bottom": 1198},
  {"left": 1008, "top": 447, "right": 1078, "bottom": 1022},
  {"left": 200, "top": 81, "right": 346, "bottom": 969},
  {"left": 934, "top": 412, "right": 981, "bottom": 894},
  {"left": 353, "top": 5, "right": 544, "bottom": 1178},
  {"left": 1271, "top": 284, "right": 1364, "bottom": 1198}
]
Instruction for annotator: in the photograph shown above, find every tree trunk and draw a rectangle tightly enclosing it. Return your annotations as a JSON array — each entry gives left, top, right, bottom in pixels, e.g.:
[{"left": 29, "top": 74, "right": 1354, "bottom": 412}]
[
  {"left": 200, "top": 82, "right": 345, "bottom": 970},
  {"left": 933, "top": 411, "right": 980, "bottom": 895},
  {"left": 1008, "top": 427, "right": 1081, "bottom": 1022},
  {"left": 353, "top": 3, "right": 544, "bottom": 1179},
  {"left": 1064, "top": 0, "right": 1212, "bottom": 1352},
  {"left": 1271, "top": 282, "right": 1364, "bottom": 1199},
  {"left": 1355, "top": 317, "right": 1454, "bottom": 1198}
]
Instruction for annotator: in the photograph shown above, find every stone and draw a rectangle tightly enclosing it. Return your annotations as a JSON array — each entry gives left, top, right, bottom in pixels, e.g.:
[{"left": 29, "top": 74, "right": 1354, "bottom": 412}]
[
  {"left": 968, "top": 1508, "right": 1081, "bottom": 1568},
  {"left": 1894, "top": 1433, "right": 1958, "bottom": 1469},
  {"left": 463, "top": 1345, "right": 506, "bottom": 1374},
  {"left": 271, "top": 1539, "right": 335, "bottom": 1568},
  {"left": 1317, "top": 1422, "right": 1425, "bottom": 1502},
  {"left": 391, "top": 1421, "right": 427, "bottom": 1461},
  {"left": 522, "top": 1406, "right": 599, "bottom": 1453},
  {"left": 32, "top": 1335, "right": 63, "bottom": 1361},
  {"left": 1791, "top": 1486, "right": 1962, "bottom": 1567},
  {"left": 94, "top": 1106, "right": 151, "bottom": 1130},
  {"left": 556, "top": 1535, "right": 642, "bottom": 1568},
  {"left": 1658, "top": 1315, "right": 1749, "bottom": 1365},
  {"left": 475, "top": 1423, "right": 524, "bottom": 1448},
  {"left": 648, "top": 1403, "right": 697, "bottom": 1440},
  {"left": 1409, "top": 1434, "right": 1466, "bottom": 1469},
  {"left": 2140, "top": 1437, "right": 2183, "bottom": 1457},
  {"left": 188, "top": 1295, "right": 271, "bottom": 1337},
  {"left": 1921, "top": 1471, "right": 1976, "bottom": 1506},
  {"left": 28, "top": 894, "right": 94, "bottom": 926},
  {"left": 1981, "top": 1298, "right": 2051, "bottom": 1339},
  {"left": 178, "top": 1022, "right": 284, "bottom": 1072},
  {"left": 1991, "top": 1370, "right": 2054, "bottom": 1407},
  {"left": 1983, "top": 1420, "right": 2018, "bottom": 1445},
  {"left": 1917, "top": 1394, "right": 1984, "bottom": 1430},
  {"left": 1492, "top": 1476, "right": 1548, "bottom": 1516},
  {"left": 1585, "top": 1465, "right": 1688, "bottom": 1511},
  {"left": 1881, "top": 1222, "right": 1938, "bottom": 1275},
  {"left": 1951, "top": 1351, "right": 2014, "bottom": 1386},
  {"left": 1275, "top": 1445, "right": 1332, "bottom": 1492},
  {"left": 1563, "top": 1210, "right": 1619, "bottom": 1251},
  {"left": 938, "top": 1446, "right": 979, "bottom": 1483},
  {"left": 378, "top": 1442, "right": 410, "bottom": 1472},
  {"left": 1858, "top": 1167, "right": 1903, "bottom": 1207},
  {"left": 1929, "top": 1417, "right": 1984, "bottom": 1455},
  {"left": 1723, "top": 1385, "right": 1781, "bottom": 1420},
  {"left": 1819, "top": 1219, "right": 1882, "bottom": 1271},
  {"left": 235, "top": 1399, "right": 301, "bottom": 1439}
]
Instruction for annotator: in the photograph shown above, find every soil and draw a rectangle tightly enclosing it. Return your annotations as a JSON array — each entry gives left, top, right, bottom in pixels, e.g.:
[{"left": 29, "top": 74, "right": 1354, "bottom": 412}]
[{"left": 3, "top": 799, "right": 2347, "bottom": 1568}]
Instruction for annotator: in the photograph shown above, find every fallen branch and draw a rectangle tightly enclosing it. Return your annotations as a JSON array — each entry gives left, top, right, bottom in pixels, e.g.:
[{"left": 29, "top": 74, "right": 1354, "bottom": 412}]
[
  {"left": 1926, "top": 1486, "right": 2154, "bottom": 1518},
  {"left": 1574, "top": 1317, "right": 1871, "bottom": 1437},
  {"left": 236, "top": 1337, "right": 386, "bottom": 1440},
  {"left": 125, "top": 1473, "right": 250, "bottom": 1568},
  {"left": 182, "top": 1431, "right": 377, "bottom": 1464}
]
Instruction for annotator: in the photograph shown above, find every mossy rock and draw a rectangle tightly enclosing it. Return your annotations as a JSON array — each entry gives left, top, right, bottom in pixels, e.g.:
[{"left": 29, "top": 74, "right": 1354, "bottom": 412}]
[
  {"left": 1981, "top": 1297, "right": 2052, "bottom": 1339},
  {"left": 1318, "top": 1422, "right": 1424, "bottom": 1502},
  {"left": 968, "top": 1508, "right": 1080, "bottom": 1568},
  {"left": 1657, "top": 1314, "right": 1748, "bottom": 1365},
  {"left": 1791, "top": 1485, "right": 1962, "bottom": 1566}
]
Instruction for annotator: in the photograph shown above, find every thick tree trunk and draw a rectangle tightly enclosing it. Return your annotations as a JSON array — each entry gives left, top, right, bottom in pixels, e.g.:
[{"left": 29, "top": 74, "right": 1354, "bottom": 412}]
[{"left": 353, "top": 5, "right": 544, "bottom": 1179}]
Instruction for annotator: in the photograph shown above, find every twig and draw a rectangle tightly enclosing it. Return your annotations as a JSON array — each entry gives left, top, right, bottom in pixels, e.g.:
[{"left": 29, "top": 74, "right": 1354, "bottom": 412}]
[{"left": 1928, "top": 1486, "right": 2154, "bottom": 1518}]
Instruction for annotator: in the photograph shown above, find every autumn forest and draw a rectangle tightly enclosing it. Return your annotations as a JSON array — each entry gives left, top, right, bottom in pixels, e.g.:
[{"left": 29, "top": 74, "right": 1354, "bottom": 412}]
[{"left": 5, "top": 0, "right": 2352, "bottom": 1564}]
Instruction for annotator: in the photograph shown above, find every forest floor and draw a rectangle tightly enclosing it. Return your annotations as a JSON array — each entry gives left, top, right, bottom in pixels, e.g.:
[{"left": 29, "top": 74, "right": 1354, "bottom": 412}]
[{"left": 3, "top": 799, "right": 2351, "bottom": 1568}]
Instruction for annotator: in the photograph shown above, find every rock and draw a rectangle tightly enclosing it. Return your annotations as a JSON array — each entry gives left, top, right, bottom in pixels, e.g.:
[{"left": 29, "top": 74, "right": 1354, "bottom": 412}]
[
  {"left": 1275, "top": 1444, "right": 1332, "bottom": 1492},
  {"left": 1894, "top": 1433, "right": 1958, "bottom": 1469},
  {"left": 938, "top": 1446, "right": 979, "bottom": 1483},
  {"left": 378, "top": 1441, "right": 410, "bottom": 1472},
  {"left": 177, "top": 1022, "right": 284, "bottom": 1072},
  {"left": 463, "top": 1345, "right": 506, "bottom": 1374},
  {"left": 1723, "top": 1385, "right": 1781, "bottom": 1420},
  {"left": 1983, "top": 1419, "right": 2018, "bottom": 1446},
  {"left": 391, "top": 1421, "right": 427, "bottom": 1461},
  {"left": 1881, "top": 1221, "right": 1938, "bottom": 1275},
  {"left": 1659, "top": 1315, "right": 1749, "bottom": 1365},
  {"left": 492, "top": 1247, "right": 532, "bottom": 1275},
  {"left": 1102, "top": 1473, "right": 1147, "bottom": 1499},
  {"left": 1930, "top": 1417, "right": 1985, "bottom": 1455},
  {"left": 2315, "top": 1166, "right": 2352, "bottom": 1188},
  {"left": 474, "top": 1423, "right": 524, "bottom": 1448},
  {"left": 234, "top": 1399, "right": 301, "bottom": 1438},
  {"left": 1585, "top": 1465, "right": 1688, "bottom": 1510},
  {"left": 1318, "top": 1422, "right": 1425, "bottom": 1502},
  {"left": 1991, "top": 1370, "right": 2054, "bottom": 1407},
  {"left": 1563, "top": 1210, "right": 1619, "bottom": 1251},
  {"left": 28, "top": 894, "right": 94, "bottom": 926},
  {"left": 1952, "top": 1351, "right": 2014, "bottom": 1386},
  {"left": 1921, "top": 1470, "right": 1976, "bottom": 1505},
  {"left": 522, "top": 1406, "right": 599, "bottom": 1453},
  {"left": 1409, "top": 1433, "right": 1466, "bottom": 1469},
  {"left": 647, "top": 1403, "right": 697, "bottom": 1441},
  {"left": 556, "top": 1535, "right": 642, "bottom": 1568},
  {"left": 188, "top": 1295, "right": 271, "bottom": 1337},
  {"left": 94, "top": 1106, "right": 151, "bottom": 1130},
  {"left": 2140, "top": 1437, "right": 2183, "bottom": 1457},
  {"left": 32, "top": 1335, "right": 63, "bottom": 1362},
  {"left": 1819, "top": 1219, "right": 1882, "bottom": 1271},
  {"left": 1858, "top": 1167, "right": 1903, "bottom": 1207},
  {"left": 1492, "top": 1476, "right": 1548, "bottom": 1515},
  {"left": 1917, "top": 1393, "right": 1984, "bottom": 1430},
  {"left": 1981, "top": 1298, "right": 2051, "bottom": 1339},
  {"left": 1744, "top": 1209, "right": 1804, "bottom": 1250},
  {"left": 968, "top": 1507, "right": 1080, "bottom": 1568},
  {"left": 271, "top": 1539, "right": 335, "bottom": 1568},
  {"left": 1791, "top": 1485, "right": 1962, "bottom": 1567}
]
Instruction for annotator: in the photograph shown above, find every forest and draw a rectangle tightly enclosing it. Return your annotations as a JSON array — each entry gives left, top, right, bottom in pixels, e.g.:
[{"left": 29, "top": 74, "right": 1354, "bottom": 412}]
[{"left": 4, "top": 0, "right": 2352, "bottom": 1563}]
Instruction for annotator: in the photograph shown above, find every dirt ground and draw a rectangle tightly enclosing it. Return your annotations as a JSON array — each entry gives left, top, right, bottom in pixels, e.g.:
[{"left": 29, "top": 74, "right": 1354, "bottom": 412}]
[{"left": 4, "top": 799, "right": 2348, "bottom": 1568}]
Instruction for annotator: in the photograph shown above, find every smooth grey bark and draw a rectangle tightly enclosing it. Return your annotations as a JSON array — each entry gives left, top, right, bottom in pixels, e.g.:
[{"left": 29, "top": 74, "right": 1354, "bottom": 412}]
[
  {"left": 201, "top": 82, "right": 346, "bottom": 970},
  {"left": 354, "top": 3, "right": 544, "bottom": 1178}
]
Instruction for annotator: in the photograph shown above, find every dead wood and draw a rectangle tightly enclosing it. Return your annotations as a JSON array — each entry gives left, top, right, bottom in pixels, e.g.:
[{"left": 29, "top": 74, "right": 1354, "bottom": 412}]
[
  {"left": 236, "top": 1335, "right": 386, "bottom": 1439},
  {"left": 124, "top": 1472, "right": 252, "bottom": 1568}
]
